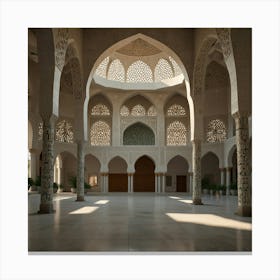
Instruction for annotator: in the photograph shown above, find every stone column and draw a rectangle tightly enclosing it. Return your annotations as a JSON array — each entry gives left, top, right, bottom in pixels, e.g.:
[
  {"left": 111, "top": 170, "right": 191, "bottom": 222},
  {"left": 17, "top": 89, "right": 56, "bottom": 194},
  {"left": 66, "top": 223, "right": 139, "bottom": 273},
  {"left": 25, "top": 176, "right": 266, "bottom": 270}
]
[
  {"left": 188, "top": 172, "right": 193, "bottom": 194},
  {"left": 127, "top": 174, "right": 131, "bottom": 193},
  {"left": 226, "top": 167, "right": 232, "bottom": 195},
  {"left": 104, "top": 173, "right": 108, "bottom": 193},
  {"left": 29, "top": 149, "right": 37, "bottom": 181},
  {"left": 162, "top": 173, "right": 166, "bottom": 193},
  {"left": 100, "top": 173, "right": 104, "bottom": 193},
  {"left": 192, "top": 140, "right": 203, "bottom": 205},
  {"left": 220, "top": 168, "right": 226, "bottom": 186},
  {"left": 155, "top": 173, "right": 158, "bottom": 193},
  {"left": 234, "top": 114, "right": 251, "bottom": 217},
  {"left": 38, "top": 118, "right": 55, "bottom": 214},
  {"left": 76, "top": 141, "right": 85, "bottom": 201},
  {"left": 131, "top": 173, "right": 134, "bottom": 193}
]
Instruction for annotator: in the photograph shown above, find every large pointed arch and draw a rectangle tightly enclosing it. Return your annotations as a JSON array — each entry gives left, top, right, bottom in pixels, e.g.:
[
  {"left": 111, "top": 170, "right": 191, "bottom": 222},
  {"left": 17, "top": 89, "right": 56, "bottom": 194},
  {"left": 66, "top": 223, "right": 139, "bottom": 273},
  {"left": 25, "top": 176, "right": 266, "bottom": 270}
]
[{"left": 84, "top": 33, "right": 194, "bottom": 141}]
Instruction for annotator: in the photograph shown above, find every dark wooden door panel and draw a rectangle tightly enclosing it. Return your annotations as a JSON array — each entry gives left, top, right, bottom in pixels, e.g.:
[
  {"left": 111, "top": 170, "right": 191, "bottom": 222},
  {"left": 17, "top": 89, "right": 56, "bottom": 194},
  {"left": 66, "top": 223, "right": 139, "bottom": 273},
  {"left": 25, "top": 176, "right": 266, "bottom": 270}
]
[
  {"left": 109, "top": 174, "right": 128, "bottom": 192},
  {"left": 176, "top": 175, "right": 186, "bottom": 192}
]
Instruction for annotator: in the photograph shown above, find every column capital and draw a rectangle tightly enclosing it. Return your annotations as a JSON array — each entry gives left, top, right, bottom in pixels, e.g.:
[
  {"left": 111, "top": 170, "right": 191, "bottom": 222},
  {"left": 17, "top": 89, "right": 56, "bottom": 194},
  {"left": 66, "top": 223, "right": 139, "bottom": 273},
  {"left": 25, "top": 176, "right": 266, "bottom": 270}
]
[
  {"left": 219, "top": 168, "right": 226, "bottom": 171},
  {"left": 226, "top": 167, "right": 232, "bottom": 172},
  {"left": 188, "top": 172, "right": 193, "bottom": 176}
]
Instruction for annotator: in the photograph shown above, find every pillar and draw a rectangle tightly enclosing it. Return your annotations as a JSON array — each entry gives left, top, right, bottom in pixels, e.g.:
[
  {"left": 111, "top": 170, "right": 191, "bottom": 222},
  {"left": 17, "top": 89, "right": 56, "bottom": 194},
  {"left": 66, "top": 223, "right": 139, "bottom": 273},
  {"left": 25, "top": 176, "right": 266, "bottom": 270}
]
[
  {"left": 220, "top": 168, "right": 226, "bottom": 186},
  {"left": 131, "top": 173, "right": 134, "bottom": 193},
  {"left": 226, "top": 167, "right": 232, "bottom": 195},
  {"left": 38, "top": 118, "right": 55, "bottom": 214},
  {"left": 234, "top": 114, "right": 251, "bottom": 217},
  {"left": 128, "top": 174, "right": 131, "bottom": 193},
  {"left": 192, "top": 140, "right": 203, "bottom": 205},
  {"left": 29, "top": 149, "right": 37, "bottom": 181},
  {"left": 155, "top": 173, "right": 158, "bottom": 193},
  {"left": 188, "top": 172, "right": 193, "bottom": 194},
  {"left": 76, "top": 141, "right": 85, "bottom": 201},
  {"left": 162, "top": 173, "right": 166, "bottom": 193},
  {"left": 128, "top": 173, "right": 134, "bottom": 193},
  {"left": 103, "top": 173, "right": 108, "bottom": 193}
]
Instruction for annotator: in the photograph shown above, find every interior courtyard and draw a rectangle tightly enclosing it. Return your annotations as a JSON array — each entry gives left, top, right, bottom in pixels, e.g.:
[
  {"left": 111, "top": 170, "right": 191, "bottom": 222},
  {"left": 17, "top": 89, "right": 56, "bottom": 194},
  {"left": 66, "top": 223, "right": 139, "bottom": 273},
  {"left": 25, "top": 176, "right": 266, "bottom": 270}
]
[{"left": 28, "top": 28, "right": 252, "bottom": 252}]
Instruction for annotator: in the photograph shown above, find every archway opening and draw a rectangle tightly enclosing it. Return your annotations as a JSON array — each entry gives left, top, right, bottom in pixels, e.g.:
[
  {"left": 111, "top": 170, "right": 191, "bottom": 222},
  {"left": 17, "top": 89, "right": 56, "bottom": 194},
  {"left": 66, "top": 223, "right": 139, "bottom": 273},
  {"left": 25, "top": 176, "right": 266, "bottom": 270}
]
[
  {"left": 85, "top": 154, "right": 101, "bottom": 192},
  {"left": 166, "top": 156, "right": 189, "bottom": 192},
  {"left": 201, "top": 152, "right": 220, "bottom": 186},
  {"left": 134, "top": 156, "right": 155, "bottom": 192},
  {"left": 108, "top": 157, "right": 128, "bottom": 192},
  {"left": 60, "top": 151, "right": 77, "bottom": 192}
]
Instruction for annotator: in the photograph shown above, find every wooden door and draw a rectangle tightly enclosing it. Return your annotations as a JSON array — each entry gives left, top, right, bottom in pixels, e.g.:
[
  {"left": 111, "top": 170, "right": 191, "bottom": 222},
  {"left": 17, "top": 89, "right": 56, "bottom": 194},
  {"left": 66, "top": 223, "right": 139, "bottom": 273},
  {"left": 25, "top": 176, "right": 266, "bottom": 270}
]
[
  {"left": 134, "top": 156, "right": 155, "bottom": 192},
  {"left": 176, "top": 175, "right": 187, "bottom": 192},
  {"left": 108, "top": 174, "right": 128, "bottom": 192}
]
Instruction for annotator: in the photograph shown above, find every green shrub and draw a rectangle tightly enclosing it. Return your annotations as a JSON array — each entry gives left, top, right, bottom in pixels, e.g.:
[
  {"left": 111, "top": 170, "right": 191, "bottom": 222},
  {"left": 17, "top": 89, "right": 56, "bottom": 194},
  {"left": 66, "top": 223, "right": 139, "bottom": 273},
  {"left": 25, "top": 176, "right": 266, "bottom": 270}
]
[
  {"left": 35, "top": 176, "right": 41, "bottom": 186},
  {"left": 28, "top": 177, "right": 34, "bottom": 187},
  {"left": 53, "top": 182, "right": 58, "bottom": 189},
  {"left": 230, "top": 183, "right": 237, "bottom": 190},
  {"left": 69, "top": 176, "right": 77, "bottom": 188},
  {"left": 84, "top": 182, "right": 91, "bottom": 189},
  {"left": 201, "top": 177, "right": 210, "bottom": 189}
]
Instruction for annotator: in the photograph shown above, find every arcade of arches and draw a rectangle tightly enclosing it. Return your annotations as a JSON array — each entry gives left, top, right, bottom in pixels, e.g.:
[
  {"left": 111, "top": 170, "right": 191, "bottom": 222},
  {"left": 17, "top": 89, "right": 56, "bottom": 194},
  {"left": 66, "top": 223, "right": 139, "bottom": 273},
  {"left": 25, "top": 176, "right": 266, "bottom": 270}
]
[{"left": 28, "top": 28, "right": 252, "bottom": 251}]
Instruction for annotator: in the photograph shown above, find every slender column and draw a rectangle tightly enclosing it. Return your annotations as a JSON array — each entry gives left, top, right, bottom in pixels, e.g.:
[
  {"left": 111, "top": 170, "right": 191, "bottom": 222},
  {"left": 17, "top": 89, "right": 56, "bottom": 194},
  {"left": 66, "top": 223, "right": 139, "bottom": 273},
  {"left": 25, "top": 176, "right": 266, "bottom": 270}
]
[
  {"left": 162, "top": 173, "right": 166, "bottom": 193},
  {"left": 131, "top": 173, "right": 134, "bottom": 193},
  {"left": 234, "top": 114, "right": 251, "bottom": 217},
  {"left": 29, "top": 149, "right": 37, "bottom": 181},
  {"left": 38, "top": 118, "right": 55, "bottom": 214},
  {"left": 104, "top": 173, "right": 108, "bottom": 193},
  {"left": 220, "top": 168, "right": 226, "bottom": 186},
  {"left": 155, "top": 173, "right": 158, "bottom": 193},
  {"left": 188, "top": 172, "right": 193, "bottom": 194},
  {"left": 76, "top": 141, "right": 85, "bottom": 201},
  {"left": 127, "top": 174, "right": 131, "bottom": 193},
  {"left": 100, "top": 173, "right": 104, "bottom": 193},
  {"left": 192, "top": 140, "right": 203, "bottom": 205},
  {"left": 226, "top": 167, "right": 232, "bottom": 195}
]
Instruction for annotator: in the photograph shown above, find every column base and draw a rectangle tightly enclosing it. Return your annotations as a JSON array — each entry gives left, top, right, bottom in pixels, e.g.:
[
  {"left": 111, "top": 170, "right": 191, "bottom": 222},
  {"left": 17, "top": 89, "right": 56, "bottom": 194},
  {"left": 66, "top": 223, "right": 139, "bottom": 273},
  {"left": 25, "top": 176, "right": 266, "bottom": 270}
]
[
  {"left": 235, "top": 205, "right": 252, "bottom": 217},
  {"left": 38, "top": 203, "right": 55, "bottom": 214},
  {"left": 192, "top": 198, "right": 203, "bottom": 205},
  {"left": 76, "top": 195, "right": 85, "bottom": 202}
]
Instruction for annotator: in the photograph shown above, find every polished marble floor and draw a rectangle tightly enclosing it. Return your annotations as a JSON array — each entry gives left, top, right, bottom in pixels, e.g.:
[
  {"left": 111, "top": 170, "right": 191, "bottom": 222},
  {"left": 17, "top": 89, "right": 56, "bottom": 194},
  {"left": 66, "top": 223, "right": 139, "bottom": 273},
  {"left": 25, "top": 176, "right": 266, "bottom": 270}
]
[{"left": 28, "top": 193, "right": 252, "bottom": 253}]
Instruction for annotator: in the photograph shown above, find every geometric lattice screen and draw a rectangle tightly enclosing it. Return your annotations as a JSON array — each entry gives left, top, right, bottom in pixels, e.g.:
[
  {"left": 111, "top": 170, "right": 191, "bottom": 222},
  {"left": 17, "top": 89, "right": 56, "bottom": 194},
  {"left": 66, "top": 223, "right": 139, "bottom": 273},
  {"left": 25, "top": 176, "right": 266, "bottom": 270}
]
[{"left": 123, "top": 122, "right": 155, "bottom": 145}]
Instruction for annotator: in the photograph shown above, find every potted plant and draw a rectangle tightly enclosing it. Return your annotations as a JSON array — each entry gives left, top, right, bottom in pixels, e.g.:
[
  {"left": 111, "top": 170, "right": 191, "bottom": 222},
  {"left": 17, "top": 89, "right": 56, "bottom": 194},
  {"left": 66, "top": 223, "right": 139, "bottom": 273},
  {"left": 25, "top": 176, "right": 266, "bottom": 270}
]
[
  {"left": 53, "top": 182, "right": 58, "bottom": 193},
  {"left": 84, "top": 182, "right": 91, "bottom": 194},
  {"left": 216, "top": 185, "right": 225, "bottom": 196},
  {"left": 221, "top": 185, "right": 226, "bottom": 195},
  {"left": 201, "top": 177, "right": 210, "bottom": 195},
  {"left": 28, "top": 177, "right": 36, "bottom": 191},
  {"left": 230, "top": 183, "right": 237, "bottom": 195},
  {"left": 58, "top": 184, "right": 64, "bottom": 193},
  {"left": 69, "top": 176, "right": 77, "bottom": 193},
  {"left": 34, "top": 176, "right": 41, "bottom": 193},
  {"left": 209, "top": 184, "right": 215, "bottom": 195}
]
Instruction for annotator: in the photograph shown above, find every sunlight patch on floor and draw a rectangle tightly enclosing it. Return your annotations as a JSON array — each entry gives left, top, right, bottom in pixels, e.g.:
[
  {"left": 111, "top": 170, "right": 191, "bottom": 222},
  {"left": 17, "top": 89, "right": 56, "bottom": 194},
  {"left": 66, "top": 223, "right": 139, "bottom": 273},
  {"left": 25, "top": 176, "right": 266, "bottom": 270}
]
[
  {"left": 69, "top": 206, "right": 99, "bottom": 214},
  {"left": 94, "top": 200, "right": 109, "bottom": 205},
  {"left": 178, "top": 199, "right": 193, "bottom": 204},
  {"left": 166, "top": 213, "right": 252, "bottom": 231},
  {"left": 168, "top": 196, "right": 182, "bottom": 200}
]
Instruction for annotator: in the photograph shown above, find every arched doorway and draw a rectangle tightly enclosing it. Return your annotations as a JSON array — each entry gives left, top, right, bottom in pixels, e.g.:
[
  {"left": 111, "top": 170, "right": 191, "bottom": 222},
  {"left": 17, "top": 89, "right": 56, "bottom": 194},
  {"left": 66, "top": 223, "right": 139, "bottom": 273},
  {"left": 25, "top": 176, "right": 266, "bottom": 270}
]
[
  {"left": 60, "top": 151, "right": 77, "bottom": 192},
  {"left": 85, "top": 154, "right": 101, "bottom": 192},
  {"left": 108, "top": 156, "right": 128, "bottom": 192},
  {"left": 134, "top": 156, "right": 155, "bottom": 192},
  {"left": 201, "top": 152, "right": 220, "bottom": 186},
  {"left": 166, "top": 156, "right": 189, "bottom": 192}
]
